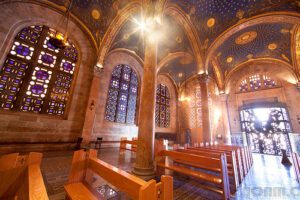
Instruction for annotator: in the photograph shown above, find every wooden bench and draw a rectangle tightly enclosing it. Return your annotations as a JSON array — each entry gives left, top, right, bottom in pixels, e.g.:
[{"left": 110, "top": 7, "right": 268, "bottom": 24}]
[
  {"left": 292, "top": 152, "right": 300, "bottom": 183},
  {"left": 175, "top": 148, "right": 239, "bottom": 192},
  {"left": 157, "top": 150, "right": 230, "bottom": 200},
  {"left": 120, "top": 137, "right": 138, "bottom": 153},
  {"left": 0, "top": 152, "right": 49, "bottom": 200},
  {"left": 210, "top": 145, "right": 253, "bottom": 175},
  {"left": 186, "top": 145, "right": 245, "bottom": 183},
  {"left": 65, "top": 149, "right": 173, "bottom": 200}
]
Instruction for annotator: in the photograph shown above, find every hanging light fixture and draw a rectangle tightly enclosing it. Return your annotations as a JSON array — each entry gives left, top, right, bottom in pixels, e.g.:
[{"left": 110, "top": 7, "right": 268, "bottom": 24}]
[{"left": 49, "top": 0, "right": 73, "bottom": 49}]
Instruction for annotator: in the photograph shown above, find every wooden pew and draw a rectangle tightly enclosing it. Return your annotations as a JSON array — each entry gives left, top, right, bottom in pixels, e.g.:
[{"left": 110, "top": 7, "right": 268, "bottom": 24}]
[
  {"left": 175, "top": 148, "right": 239, "bottom": 192},
  {"left": 65, "top": 149, "right": 173, "bottom": 200},
  {"left": 291, "top": 152, "right": 300, "bottom": 183},
  {"left": 0, "top": 152, "right": 48, "bottom": 200},
  {"left": 195, "top": 144, "right": 250, "bottom": 176},
  {"left": 157, "top": 150, "right": 230, "bottom": 200},
  {"left": 186, "top": 146, "right": 245, "bottom": 183},
  {"left": 211, "top": 145, "right": 252, "bottom": 174},
  {"left": 120, "top": 137, "right": 138, "bottom": 153}
]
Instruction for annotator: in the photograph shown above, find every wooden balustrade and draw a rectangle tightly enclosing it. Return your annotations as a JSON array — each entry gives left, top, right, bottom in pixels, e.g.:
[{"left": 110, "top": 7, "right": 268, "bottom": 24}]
[{"left": 120, "top": 137, "right": 138, "bottom": 153}]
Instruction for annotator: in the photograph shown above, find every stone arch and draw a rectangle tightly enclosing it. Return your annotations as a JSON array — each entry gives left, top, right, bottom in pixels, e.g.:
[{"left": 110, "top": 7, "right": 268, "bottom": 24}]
[
  {"left": 225, "top": 58, "right": 297, "bottom": 94},
  {"left": 206, "top": 12, "right": 300, "bottom": 91}
]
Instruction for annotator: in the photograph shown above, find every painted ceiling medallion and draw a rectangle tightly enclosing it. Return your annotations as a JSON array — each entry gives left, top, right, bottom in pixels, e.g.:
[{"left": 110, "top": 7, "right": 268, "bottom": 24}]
[
  {"left": 91, "top": 9, "right": 101, "bottom": 20},
  {"left": 235, "top": 31, "right": 257, "bottom": 45},
  {"left": 226, "top": 57, "right": 233, "bottom": 63},
  {"left": 207, "top": 18, "right": 215, "bottom": 28},
  {"left": 268, "top": 43, "right": 277, "bottom": 50},
  {"left": 247, "top": 54, "right": 254, "bottom": 59},
  {"left": 176, "top": 36, "right": 182, "bottom": 43}
]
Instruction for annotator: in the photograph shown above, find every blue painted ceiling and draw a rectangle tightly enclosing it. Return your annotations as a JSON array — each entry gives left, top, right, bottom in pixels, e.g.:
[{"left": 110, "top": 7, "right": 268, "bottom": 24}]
[
  {"left": 209, "top": 22, "right": 294, "bottom": 76},
  {"left": 41, "top": 0, "right": 299, "bottom": 85},
  {"left": 48, "top": 0, "right": 135, "bottom": 45},
  {"left": 159, "top": 56, "right": 197, "bottom": 84},
  {"left": 168, "top": 0, "right": 299, "bottom": 49}
]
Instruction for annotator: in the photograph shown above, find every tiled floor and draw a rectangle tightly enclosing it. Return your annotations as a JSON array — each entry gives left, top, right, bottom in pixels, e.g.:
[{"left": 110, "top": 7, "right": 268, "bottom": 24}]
[{"left": 40, "top": 149, "right": 300, "bottom": 200}]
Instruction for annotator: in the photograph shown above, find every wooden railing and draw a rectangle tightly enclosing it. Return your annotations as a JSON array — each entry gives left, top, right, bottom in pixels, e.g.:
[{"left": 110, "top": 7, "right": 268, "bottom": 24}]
[
  {"left": 119, "top": 137, "right": 137, "bottom": 153},
  {"left": 0, "top": 152, "right": 49, "bottom": 200}
]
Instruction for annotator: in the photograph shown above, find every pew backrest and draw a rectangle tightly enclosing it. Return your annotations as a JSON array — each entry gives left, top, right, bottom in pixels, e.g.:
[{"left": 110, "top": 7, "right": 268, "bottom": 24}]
[
  {"left": 66, "top": 150, "right": 173, "bottom": 200},
  {"left": 0, "top": 152, "right": 48, "bottom": 200}
]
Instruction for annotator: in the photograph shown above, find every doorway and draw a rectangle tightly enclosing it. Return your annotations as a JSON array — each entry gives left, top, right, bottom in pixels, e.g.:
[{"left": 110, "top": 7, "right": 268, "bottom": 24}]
[{"left": 240, "top": 104, "right": 292, "bottom": 156}]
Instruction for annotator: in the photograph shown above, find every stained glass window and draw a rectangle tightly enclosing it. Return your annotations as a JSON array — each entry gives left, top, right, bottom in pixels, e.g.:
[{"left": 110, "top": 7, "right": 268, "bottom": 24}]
[
  {"left": 239, "top": 74, "right": 277, "bottom": 92},
  {"left": 155, "top": 84, "right": 170, "bottom": 128},
  {"left": 105, "top": 64, "right": 138, "bottom": 124},
  {"left": 0, "top": 25, "right": 78, "bottom": 116}
]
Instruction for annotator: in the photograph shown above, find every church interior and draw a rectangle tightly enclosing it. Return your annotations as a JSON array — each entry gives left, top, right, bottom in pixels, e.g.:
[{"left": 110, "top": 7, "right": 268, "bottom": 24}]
[{"left": 0, "top": 0, "right": 300, "bottom": 199}]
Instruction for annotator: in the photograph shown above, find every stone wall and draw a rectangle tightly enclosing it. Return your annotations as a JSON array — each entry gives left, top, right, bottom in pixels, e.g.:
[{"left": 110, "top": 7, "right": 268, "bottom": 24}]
[{"left": 0, "top": 1, "right": 95, "bottom": 152}]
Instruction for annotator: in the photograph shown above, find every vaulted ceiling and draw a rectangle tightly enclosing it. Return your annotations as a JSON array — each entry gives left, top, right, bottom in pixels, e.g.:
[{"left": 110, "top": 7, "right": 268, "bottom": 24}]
[{"left": 42, "top": 0, "right": 300, "bottom": 86}]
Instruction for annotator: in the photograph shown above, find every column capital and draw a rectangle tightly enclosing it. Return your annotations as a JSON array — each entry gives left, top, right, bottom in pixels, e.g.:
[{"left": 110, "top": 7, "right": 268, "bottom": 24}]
[
  {"left": 219, "top": 93, "right": 229, "bottom": 101},
  {"left": 93, "top": 65, "right": 104, "bottom": 77},
  {"left": 198, "top": 73, "right": 209, "bottom": 83}
]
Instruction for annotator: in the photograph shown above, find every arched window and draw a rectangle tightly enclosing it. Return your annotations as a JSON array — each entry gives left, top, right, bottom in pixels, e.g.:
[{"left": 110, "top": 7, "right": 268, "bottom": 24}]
[
  {"left": 0, "top": 25, "right": 78, "bottom": 116},
  {"left": 155, "top": 84, "right": 170, "bottom": 128},
  {"left": 239, "top": 74, "right": 277, "bottom": 92},
  {"left": 105, "top": 64, "right": 138, "bottom": 124}
]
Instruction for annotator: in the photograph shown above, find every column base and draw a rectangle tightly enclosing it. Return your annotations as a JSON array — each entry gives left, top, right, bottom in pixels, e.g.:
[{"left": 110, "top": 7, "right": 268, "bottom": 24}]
[{"left": 132, "top": 166, "right": 156, "bottom": 181}]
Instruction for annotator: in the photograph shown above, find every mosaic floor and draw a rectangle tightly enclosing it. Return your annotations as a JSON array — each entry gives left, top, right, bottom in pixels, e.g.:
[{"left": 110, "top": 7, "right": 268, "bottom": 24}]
[{"left": 40, "top": 149, "right": 300, "bottom": 200}]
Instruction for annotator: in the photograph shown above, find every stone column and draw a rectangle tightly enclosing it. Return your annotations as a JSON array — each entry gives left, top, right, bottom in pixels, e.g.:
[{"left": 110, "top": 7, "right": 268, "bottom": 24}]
[
  {"left": 81, "top": 65, "right": 103, "bottom": 145},
  {"left": 132, "top": 31, "right": 157, "bottom": 180},
  {"left": 219, "top": 93, "right": 231, "bottom": 144},
  {"left": 198, "top": 74, "right": 211, "bottom": 143}
]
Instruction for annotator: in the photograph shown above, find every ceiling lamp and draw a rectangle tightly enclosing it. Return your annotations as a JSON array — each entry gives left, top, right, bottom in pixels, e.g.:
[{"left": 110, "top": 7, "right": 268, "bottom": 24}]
[
  {"left": 49, "top": 32, "right": 68, "bottom": 49},
  {"left": 49, "top": 0, "right": 73, "bottom": 49}
]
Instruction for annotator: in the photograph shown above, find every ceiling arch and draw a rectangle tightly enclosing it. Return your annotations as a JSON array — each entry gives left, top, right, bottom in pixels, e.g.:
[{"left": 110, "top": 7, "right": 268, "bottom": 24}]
[
  {"left": 211, "top": 22, "right": 294, "bottom": 75},
  {"left": 167, "top": 0, "right": 300, "bottom": 50},
  {"left": 224, "top": 58, "right": 297, "bottom": 92}
]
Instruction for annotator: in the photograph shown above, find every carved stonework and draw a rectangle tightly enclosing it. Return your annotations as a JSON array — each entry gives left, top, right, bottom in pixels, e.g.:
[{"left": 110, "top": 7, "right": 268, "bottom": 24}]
[
  {"left": 219, "top": 93, "right": 229, "bottom": 102},
  {"left": 93, "top": 65, "right": 103, "bottom": 77},
  {"left": 198, "top": 73, "right": 209, "bottom": 83}
]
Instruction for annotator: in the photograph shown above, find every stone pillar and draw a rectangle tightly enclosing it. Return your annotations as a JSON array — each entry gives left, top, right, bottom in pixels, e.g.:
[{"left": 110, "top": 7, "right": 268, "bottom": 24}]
[
  {"left": 81, "top": 65, "right": 103, "bottom": 144},
  {"left": 219, "top": 93, "right": 231, "bottom": 144},
  {"left": 132, "top": 32, "right": 157, "bottom": 180},
  {"left": 198, "top": 74, "right": 211, "bottom": 143}
]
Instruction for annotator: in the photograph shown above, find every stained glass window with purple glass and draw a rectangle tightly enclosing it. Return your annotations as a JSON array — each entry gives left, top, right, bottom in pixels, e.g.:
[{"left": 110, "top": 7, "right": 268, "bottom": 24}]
[
  {"left": 0, "top": 58, "right": 28, "bottom": 109},
  {"left": 17, "top": 25, "right": 42, "bottom": 44},
  {"left": 155, "top": 84, "right": 170, "bottom": 128},
  {"left": 105, "top": 64, "right": 138, "bottom": 124},
  {"left": 239, "top": 74, "right": 277, "bottom": 93},
  {"left": 0, "top": 25, "right": 78, "bottom": 116}
]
